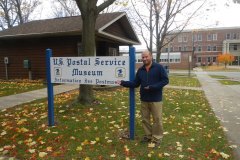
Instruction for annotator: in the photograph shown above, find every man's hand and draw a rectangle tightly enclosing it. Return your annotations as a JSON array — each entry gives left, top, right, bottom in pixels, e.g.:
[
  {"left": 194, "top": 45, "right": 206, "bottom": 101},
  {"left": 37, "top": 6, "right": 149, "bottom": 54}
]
[{"left": 116, "top": 80, "right": 122, "bottom": 85}]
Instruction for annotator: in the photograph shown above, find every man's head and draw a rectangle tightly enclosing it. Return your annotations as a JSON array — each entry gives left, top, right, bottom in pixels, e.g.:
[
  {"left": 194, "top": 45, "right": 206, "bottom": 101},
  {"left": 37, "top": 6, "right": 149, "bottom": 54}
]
[{"left": 141, "top": 50, "right": 153, "bottom": 66}]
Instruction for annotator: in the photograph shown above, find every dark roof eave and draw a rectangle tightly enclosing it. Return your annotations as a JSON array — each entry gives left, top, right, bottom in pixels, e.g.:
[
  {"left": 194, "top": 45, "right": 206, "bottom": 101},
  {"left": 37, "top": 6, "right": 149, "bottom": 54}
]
[
  {"left": 0, "top": 30, "right": 141, "bottom": 45},
  {"left": 98, "top": 13, "right": 140, "bottom": 45},
  {"left": 97, "top": 31, "right": 141, "bottom": 45},
  {"left": 0, "top": 30, "right": 82, "bottom": 40}
]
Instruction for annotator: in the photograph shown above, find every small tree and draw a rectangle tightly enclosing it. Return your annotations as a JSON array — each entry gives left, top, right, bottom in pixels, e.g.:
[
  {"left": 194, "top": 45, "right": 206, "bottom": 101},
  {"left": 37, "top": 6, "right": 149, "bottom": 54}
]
[{"left": 217, "top": 53, "right": 235, "bottom": 68}]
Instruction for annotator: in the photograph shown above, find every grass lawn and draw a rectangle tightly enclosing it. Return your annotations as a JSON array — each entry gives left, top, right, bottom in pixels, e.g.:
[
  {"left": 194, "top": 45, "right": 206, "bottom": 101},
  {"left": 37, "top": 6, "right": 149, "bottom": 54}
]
[
  {"left": 218, "top": 80, "right": 240, "bottom": 85},
  {"left": 209, "top": 75, "right": 229, "bottom": 79},
  {"left": 208, "top": 75, "right": 240, "bottom": 85},
  {"left": 201, "top": 65, "right": 240, "bottom": 72},
  {"left": 169, "top": 74, "right": 201, "bottom": 87},
  {"left": 0, "top": 87, "right": 234, "bottom": 159},
  {"left": 0, "top": 80, "right": 46, "bottom": 97},
  {"left": 0, "top": 75, "right": 200, "bottom": 99}
]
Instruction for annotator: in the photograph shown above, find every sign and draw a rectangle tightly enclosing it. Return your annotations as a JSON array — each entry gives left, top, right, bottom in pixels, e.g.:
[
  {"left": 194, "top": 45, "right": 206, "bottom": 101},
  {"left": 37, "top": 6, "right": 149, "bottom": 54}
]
[
  {"left": 50, "top": 56, "right": 129, "bottom": 85},
  {"left": 189, "top": 55, "right": 192, "bottom": 62},
  {"left": 4, "top": 57, "right": 8, "bottom": 64}
]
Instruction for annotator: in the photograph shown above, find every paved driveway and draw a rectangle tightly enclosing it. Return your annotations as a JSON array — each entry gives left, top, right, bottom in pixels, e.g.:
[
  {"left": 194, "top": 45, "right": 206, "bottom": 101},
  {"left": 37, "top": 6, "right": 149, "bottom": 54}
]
[{"left": 195, "top": 69, "right": 240, "bottom": 160}]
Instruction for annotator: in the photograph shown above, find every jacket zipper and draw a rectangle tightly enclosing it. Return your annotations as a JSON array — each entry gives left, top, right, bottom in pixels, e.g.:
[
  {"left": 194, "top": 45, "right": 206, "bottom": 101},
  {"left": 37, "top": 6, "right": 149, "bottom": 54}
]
[{"left": 146, "top": 70, "right": 149, "bottom": 85}]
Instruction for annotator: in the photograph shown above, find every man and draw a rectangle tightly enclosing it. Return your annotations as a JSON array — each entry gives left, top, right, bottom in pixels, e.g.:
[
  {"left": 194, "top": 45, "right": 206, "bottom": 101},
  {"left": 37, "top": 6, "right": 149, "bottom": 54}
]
[{"left": 117, "top": 50, "right": 169, "bottom": 148}]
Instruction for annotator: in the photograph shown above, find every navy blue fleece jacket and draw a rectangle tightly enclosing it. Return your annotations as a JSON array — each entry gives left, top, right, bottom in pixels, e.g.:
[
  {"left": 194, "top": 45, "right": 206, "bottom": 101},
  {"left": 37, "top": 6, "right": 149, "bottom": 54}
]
[{"left": 121, "top": 62, "right": 169, "bottom": 102}]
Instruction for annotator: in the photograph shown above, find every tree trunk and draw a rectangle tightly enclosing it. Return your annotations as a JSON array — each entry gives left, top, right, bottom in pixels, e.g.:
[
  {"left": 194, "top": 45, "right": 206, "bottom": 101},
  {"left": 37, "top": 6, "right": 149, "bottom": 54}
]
[
  {"left": 78, "top": 11, "right": 97, "bottom": 104},
  {"left": 14, "top": 0, "right": 24, "bottom": 24}
]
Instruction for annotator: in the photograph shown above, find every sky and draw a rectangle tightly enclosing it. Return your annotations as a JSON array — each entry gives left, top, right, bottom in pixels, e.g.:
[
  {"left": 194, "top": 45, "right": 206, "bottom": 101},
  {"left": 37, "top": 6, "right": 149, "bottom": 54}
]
[
  {"left": 36, "top": 0, "right": 240, "bottom": 28},
  {"left": 189, "top": 0, "right": 240, "bottom": 29},
  {"left": 34, "top": 0, "right": 240, "bottom": 49}
]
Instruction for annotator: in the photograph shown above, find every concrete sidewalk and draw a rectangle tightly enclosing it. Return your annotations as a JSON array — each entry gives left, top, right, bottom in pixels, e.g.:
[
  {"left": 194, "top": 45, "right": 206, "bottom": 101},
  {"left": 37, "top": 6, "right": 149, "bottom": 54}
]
[
  {"left": 195, "top": 68, "right": 240, "bottom": 160},
  {"left": 0, "top": 84, "right": 79, "bottom": 110}
]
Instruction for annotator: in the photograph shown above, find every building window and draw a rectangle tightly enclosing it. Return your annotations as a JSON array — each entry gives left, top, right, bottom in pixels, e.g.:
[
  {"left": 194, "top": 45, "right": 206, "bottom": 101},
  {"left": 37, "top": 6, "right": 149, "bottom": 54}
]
[
  {"left": 230, "top": 44, "right": 238, "bottom": 51},
  {"left": 207, "top": 34, "right": 212, "bottom": 41},
  {"left": 165, "top": 47, "right": 168, "bottom": 52},
  {"left": 197, "top": 34, "right": 202, "bottom": 41},
  {"left": 234, "top": 44, "right": 238, "bottom": 51},
  {"left": 213, "top": 57, "right": 216, "bottom": 62},
  {"left": 207, "top": 45, "right": 211, "bottom": 51},
  {"left": 183, "top": 46, "right": 187, "bottom": 51},
  {"left": 197, "top": 57, "right": 201, "bottom": 63},
  {"left": 137, "top": 53, "right": 181, "bottom": 63},
  {"left": 226, "top": 33, "right": 231, "bottom": 39},
  {"left": 213, "top": 34, "right": 217, "bottom": 41},
  {"left": 178, "top": 36, "right": 182, "bottom": 42},
  {"left": 159, "top": 53, "right": 181, "bottom": 63},
  {"left": 232, "top": 33, "right": 238, "bottom": 39},
  {"left": 178, "top": 46, "right": 182, "bottom": 51},
  {"left": 207, "top": 57, "right": 211, "bottom": 63},
  {"left": 109, "top": 47, "right": 117, "bottom": 56},
  {"left": 193, "top": 34, "right": 197, "bottom": 42},
  {"left": 193, "top": 46, "right": 196, "bottom": 51},
  {"left": 193, "top": 34, "right": 202, "bottom": 42},
  {"left": 212, "top": 45, "right": 217, "bottom": 51},
  {"left": 197, "top": 46, "right": 202, "bottom": 52},
  {"left": 183, "top": 36, "right": 188, "bottom": 42}
]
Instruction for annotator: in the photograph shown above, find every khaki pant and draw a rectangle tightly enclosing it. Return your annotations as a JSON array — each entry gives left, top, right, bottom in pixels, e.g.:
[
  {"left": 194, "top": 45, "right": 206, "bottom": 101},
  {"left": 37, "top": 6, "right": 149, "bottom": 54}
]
[{"left": 141, "top": 101, "right": 163, "bottom": 142}]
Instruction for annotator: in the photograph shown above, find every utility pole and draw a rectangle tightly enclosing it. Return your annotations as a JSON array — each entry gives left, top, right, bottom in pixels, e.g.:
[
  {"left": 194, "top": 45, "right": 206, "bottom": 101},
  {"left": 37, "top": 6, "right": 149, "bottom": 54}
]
[
  {"left": 188, "top": 53, "right": 191, "bottom": 77},
  {"left": 167, "top": 42, "right": 170, "bottom": 73},
  {"left": 189, "top": 30, "right": 196, "bottom": 77}
]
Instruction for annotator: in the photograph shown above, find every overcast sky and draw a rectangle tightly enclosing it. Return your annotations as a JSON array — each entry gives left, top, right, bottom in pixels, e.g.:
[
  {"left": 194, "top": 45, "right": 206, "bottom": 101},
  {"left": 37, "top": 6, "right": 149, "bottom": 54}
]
[
  {"left": 34, "top": 0, "right": 239, "bottom": 50},
  {"left": 34, "top": 0, "right": 240, "bottom": 28},
  {"left": 36, "top": 0, "right": 240, "bottom": 29},
  {"left": 190, "top": 0, "right": 240, "bottom": 29}
]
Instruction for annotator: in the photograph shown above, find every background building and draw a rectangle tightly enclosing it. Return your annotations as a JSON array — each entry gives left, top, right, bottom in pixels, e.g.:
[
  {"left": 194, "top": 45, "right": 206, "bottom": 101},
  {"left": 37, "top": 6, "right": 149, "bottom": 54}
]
[
  {"left": 121, "top": 27, "right": 240, "bottom": 70},
  {"left": 163, "top": 27, "right": 240, "bottom": 68}
]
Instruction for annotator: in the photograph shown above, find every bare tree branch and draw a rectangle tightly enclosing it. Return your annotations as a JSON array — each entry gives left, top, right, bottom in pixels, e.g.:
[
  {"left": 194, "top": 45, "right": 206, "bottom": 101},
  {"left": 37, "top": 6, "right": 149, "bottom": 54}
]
[
  {"left": 0, "top": 0, "right": 40, "bottom": 29},
  {"left": 97, "top": 0, "right": 116, "bottom": 13},
  {"left": 127, "top": 0, "right": 206, "bottom": 62},
  {"left": 51, "top": 0, "right": 80, "bottom": 17}
]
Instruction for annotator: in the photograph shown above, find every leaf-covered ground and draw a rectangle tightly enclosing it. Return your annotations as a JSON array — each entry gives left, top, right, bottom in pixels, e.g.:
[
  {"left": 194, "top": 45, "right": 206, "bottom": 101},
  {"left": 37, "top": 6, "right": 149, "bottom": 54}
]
[
  {"left": 218, "top": 80, "right": 240, "bottom": 85},
  {"left": 0, "top": 80, "right": 46, "bottom": 97},
  {"left": 209, "top": 75, "right": 240, "bottom": 85},
  {"left": 168, "top": 75, "right": 201, "bottom": 87},
  {"left": 0, "top": 87, "right": 234, "bottom": 159}
]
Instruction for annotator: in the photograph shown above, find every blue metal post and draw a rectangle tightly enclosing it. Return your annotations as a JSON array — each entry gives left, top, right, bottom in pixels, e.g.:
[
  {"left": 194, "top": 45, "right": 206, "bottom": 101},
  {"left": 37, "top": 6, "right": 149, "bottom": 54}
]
[
  {"left": 129, "top": 46, "right": 136, "bottom": 140},
  {"left": 46, "top": 49, "right": 54, "bottom": 126}
]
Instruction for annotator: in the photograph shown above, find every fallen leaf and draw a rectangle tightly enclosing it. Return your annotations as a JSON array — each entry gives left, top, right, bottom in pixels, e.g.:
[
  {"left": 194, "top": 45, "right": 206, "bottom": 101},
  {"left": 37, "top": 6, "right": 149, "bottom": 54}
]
[{"left": 39, "top": 152, "right": 48, "bottom": 158}]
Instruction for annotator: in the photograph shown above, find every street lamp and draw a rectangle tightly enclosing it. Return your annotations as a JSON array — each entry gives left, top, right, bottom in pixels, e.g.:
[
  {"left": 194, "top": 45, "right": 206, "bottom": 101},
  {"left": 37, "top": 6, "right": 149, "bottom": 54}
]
[
  {"left": 189, "top": 32, "right": 194, "bottom": 77},
  {"left": 167, "top": 42, "right": 170, "bottom": 73}
]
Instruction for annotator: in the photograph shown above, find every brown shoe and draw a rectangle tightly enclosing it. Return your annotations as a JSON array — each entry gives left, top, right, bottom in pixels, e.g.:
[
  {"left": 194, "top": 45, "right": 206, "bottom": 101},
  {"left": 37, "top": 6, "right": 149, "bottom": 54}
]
[
  {"left": 152, "top": 141, "right": 161, "bottom": 148},
  {"left": 140, "top": 136, "right": 151, "bottom": 143},
  {"left": 150, "top": 139, "right": 162, "bottom": 149}
]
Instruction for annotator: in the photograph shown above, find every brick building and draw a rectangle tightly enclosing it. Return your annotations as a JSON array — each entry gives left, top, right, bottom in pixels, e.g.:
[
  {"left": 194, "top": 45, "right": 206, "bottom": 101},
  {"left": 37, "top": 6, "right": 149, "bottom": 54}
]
[
  {"left": 162, "top": 26, "right": 240, "bottom": 68},
  {"left": 0, "top": 12, "right": 140, "bottom": 80},
  {"left": 121, "top": 27, "right": 240, "bottom": 70}
]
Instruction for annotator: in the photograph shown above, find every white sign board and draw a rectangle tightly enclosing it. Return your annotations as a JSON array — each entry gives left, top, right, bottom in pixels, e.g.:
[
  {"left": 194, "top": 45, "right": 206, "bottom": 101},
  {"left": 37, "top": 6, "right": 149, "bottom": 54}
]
[{"left": 50, "top": 56, "right": 129, "bottom": 85}]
